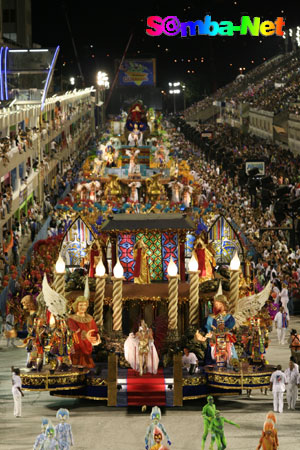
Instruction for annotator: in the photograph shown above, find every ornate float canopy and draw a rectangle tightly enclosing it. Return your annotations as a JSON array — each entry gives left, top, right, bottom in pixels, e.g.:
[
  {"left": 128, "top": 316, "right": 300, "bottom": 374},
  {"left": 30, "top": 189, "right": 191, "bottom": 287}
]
[
  {"left": 208, "top": 214, "right": 245, "bottom": 264},
  {"left": 59, "top": 214, "right": 97, "bottom": 268},
  {"left": 101, "top": 213, "right": 195, "bottom": 234}
]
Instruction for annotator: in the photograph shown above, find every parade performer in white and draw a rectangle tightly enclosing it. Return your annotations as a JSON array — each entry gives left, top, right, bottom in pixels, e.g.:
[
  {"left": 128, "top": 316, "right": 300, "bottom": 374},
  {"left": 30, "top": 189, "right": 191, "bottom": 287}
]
[
  {"left": 270, "top": 365, "right": 287, "bottom": 413},
  {"left": 284, "top": 360, "right": 299, "bottom": 410},
  {"left": 124, "top": 320, "right": 159, "bottom": 375}
]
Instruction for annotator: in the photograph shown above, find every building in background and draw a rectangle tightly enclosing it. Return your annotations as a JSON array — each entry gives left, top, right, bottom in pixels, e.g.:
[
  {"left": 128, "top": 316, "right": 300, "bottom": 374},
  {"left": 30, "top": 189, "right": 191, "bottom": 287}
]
[{"left": 1, "top": 0, "right": 32, "bottom": 48}]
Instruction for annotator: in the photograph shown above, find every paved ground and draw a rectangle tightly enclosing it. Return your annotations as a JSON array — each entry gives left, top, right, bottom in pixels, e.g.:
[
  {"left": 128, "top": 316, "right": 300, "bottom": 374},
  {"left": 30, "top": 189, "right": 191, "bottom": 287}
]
[{"left": 1, "top": 317, "right": 300, "bottom": 450}]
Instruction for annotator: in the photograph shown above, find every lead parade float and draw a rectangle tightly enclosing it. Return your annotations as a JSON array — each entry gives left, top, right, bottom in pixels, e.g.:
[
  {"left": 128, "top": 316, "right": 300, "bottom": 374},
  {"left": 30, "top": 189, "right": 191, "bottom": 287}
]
[{"left": 13, "top": 102, "right": 273, "bottom": 407}]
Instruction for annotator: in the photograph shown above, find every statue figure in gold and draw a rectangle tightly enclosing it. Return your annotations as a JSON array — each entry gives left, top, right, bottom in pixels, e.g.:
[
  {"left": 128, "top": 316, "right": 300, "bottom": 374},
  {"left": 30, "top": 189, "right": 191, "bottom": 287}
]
[
  {"left": 104, "top": 175, "right": 122, "bottom": 199},
  {"left": 239, "top": 271, "right": 251, "bottom": 298},
  {"left": 133, "top": 238, "right": 150, "bottom": 284},
  {"left": 145, "top": 174, "right": 165, "bottom": 203}
]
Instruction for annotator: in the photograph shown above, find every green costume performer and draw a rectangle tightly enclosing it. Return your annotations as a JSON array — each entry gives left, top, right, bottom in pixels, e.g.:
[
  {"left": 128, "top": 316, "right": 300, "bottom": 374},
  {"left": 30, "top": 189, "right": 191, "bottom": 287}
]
[
  {"left": 201, "top": 396, "right": 216, "bottom": 450},
  {"left": 210, "top": 411, "right": 240, "bottom": 450}
]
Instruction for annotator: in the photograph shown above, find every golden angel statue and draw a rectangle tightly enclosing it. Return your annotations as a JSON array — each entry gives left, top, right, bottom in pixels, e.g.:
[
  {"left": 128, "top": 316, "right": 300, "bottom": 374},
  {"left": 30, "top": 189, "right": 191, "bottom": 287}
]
[
  {"left": 133, "top": 238, "right": 150, "bottom": 284},
  {"left": 146, "top": 174, "right": 165, "bottom": 203}
]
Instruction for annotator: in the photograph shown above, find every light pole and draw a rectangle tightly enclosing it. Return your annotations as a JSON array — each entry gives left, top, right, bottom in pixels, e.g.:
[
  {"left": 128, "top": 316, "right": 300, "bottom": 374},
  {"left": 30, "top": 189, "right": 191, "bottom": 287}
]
[
  {"left": 181, "top": 83, "right": 186, "bottom": 111},
  {"left": 96, "top": 71, "right": 110, "bottom": 130},
  {"left": 168, "top": 82, "right": 181, "bottom": 114}
]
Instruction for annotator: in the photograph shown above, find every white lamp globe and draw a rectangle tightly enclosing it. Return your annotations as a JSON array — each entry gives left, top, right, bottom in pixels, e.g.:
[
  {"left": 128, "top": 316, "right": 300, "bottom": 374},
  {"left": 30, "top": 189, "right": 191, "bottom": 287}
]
[
  {"left": 55, "top": 254, "right": 65, "bottom": 273},
  {"left": 113, "top": 259, "right": 124, "bottom": 278},
  {"left": 167, "top": 256, "right": 178, "bottom": 277},
  {"left": 188, "top": 254, "right": 198, "bottom": 272},
  {"left": 96, "top": 258, "right": 106, "bottom": 277},
  {"left": 230, "top": 252, "right": 240, "bottom": 271}
]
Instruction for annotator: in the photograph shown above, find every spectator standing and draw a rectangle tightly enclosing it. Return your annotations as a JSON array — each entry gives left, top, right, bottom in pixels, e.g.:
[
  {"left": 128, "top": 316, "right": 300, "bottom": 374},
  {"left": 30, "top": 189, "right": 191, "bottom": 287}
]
[
  {"left": 270, "top": 365, "right": 287, "bottom": 413},
  {"left": 12, "top": 234, "right": 19, "bottom": 266},
  {"left": 279, "top": 281, "right": 290, "bottom": 312},
  {"left": 284, "top": 360, "right": 299, "bottom": 410},
  {"left": 11, "top": 367, "right": 24, "bottom": 418},
  {"left": 274, "top": 307, "right": 290, "bottom": 345},
  {"left": 30, "top": 219, "right": 37, "bottom": 242}
]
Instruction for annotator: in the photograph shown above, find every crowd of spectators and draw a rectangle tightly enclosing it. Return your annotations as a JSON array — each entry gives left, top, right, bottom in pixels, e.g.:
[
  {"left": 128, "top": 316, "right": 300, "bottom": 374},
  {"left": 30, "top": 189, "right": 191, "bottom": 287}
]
[
  {"left": 185, "top": 52, "right": 300, "bottom": 118},
  {"left": 0, "top": 141, "right": 90, "bottom": 291},
  {"left": 171, "top": 118, "right": 300, "bottom": 314}
]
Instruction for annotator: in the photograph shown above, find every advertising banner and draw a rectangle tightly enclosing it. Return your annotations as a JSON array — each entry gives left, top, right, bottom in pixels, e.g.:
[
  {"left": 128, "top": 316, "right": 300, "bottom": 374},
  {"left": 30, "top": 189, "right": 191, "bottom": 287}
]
[{"left": 118, "top": 59, "right": 156, "bottom": 87}]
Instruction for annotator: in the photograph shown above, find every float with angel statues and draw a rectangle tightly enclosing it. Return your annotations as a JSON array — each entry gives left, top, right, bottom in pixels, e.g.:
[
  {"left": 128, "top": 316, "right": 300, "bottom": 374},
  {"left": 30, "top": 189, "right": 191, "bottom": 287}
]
[{"left": 13, "top": 103, "right": 275, "bottom": 406}]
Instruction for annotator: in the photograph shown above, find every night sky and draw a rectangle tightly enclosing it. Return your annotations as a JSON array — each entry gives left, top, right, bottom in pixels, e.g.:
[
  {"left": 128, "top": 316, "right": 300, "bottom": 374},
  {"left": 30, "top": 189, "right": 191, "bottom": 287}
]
[{"left": 32, "top": 1, "right": 300, "bottom": 101}]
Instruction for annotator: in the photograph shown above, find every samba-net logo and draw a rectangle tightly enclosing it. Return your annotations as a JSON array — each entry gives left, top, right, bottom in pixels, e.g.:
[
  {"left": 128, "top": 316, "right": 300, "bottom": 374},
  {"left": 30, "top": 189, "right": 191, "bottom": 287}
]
[{"left": 146, "top": 15, "right": 285, "bottom": 37}]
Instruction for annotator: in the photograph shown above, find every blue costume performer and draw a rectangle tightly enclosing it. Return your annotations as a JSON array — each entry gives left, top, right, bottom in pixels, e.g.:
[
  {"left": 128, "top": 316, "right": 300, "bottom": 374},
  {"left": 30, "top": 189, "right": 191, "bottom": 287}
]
[
  {"left": 40, "top": 425, "right": 60, "bottom": 450},
  {"left": 55, "top": 408, "right": 74, "bottom": 450},
  {"left": 33, "top": 418, "right": 50, "bottom": 450},
  {"left": 205, "top": 295, "right": 238, "bottom": 367}
]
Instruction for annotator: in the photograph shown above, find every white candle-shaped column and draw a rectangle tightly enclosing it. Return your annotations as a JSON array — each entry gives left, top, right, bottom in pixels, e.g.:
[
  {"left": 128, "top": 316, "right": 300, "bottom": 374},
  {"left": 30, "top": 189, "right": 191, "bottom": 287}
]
[
  {"left": 188, "top": 254, "right": 200, "bottom": 326},
  {"left": 94, "top": 258, "right": 107, "bottom": 329},
  {"left": 229, "top": 251, "right": 240, "bottom": 315},
  {"left": 54, "top": 254, "right": 66, "bottom": 296},
  {"left": 167, "top": 257, "right": 179, "bottom": 330},
  {"left": 112, "top": 259, "right": 124, "bottom": 331}
]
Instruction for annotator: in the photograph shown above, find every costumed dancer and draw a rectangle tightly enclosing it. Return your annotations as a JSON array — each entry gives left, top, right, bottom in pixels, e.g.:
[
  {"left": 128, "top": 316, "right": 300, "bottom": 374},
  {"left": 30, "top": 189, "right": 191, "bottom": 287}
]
[
  {"left": 210, "top": 410, "right": 240, "bottom": 450},
  {"left": 201, "top": 395, "right": 216, "bottom": 450},
  {"left": 29, "top": 316, "right": 48, "bottom": 372},
  {"left": 128, "top": 123, "right": 143, "bottom": 146},
  {"left": 205, "top": 295, "right": 237, "bottom": 367},
  {"left": 256, "top": 419, "right": 278, "bottom": 450},
  {"left": 182, "top": 185, "right": 193, "bottom": 208},
  {"left": 40, "top": 424, "right": 60, "bottom": 450},
  {"left": 55, "top": 408, "right": 73, "bottom": 449},
  {"left": 133, "top": 238, "right": 150, "bottom": 284},
  {"left": 264, "top": 412, "right": 279, "bottom": 449},
  {"left": 126, "top": 148, "right": 140, "bottom": 174},
  {"left": 20, "top": 295, "right": 40, "bottom": 369},
  {"left": 124, "top": 320, "right": 159, "bottom": 376},
  {"left": 244, "top": 315, "right": 268, "bottom": 363},
  {"left": 168, "top": 179, "right": 183, "bottom": 204},
  {"left": 48, "top": 319, "right": 73, "bottom": 371},
  {"left": 145, "top": 406, "right": 171, "bottom": 450},
  {"left": 128, "top": 181, "right": 141, "bottom": 203},
  {"left": 150, "top": 427, "right": 169, "bottom": 450},
  {"left": 33, "top": 418, "right": 50, "bottom": 450}
]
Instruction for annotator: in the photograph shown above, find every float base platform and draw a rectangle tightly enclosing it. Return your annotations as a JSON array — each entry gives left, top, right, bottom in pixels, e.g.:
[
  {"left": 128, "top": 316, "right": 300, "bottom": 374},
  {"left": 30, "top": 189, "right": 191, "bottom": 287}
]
[{"left": 20, "top": 365, "right": 274, "bottom": 405}]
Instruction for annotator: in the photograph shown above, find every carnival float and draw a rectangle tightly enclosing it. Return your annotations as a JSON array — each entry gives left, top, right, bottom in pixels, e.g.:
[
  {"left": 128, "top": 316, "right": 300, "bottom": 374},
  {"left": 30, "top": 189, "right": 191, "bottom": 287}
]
[{"left": 14, "top": 103, "right": 274, "bottom": 407}]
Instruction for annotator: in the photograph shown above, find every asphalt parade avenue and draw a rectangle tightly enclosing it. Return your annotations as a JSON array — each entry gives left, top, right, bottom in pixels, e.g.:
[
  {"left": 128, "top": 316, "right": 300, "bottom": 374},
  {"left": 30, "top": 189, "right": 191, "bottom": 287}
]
[{"left": 0, "top": 317, "right": 300, "bottom": 450}]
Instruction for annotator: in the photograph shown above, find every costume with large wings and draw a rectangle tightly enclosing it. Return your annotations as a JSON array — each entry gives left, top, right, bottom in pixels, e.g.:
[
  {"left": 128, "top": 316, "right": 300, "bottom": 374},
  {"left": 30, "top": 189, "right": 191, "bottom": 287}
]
[
  {"left": 234, "top": 281, "right": 272, "bottom": 327},
  {"left": 42, "top": 274, "right": 68, "bottom": 319}
]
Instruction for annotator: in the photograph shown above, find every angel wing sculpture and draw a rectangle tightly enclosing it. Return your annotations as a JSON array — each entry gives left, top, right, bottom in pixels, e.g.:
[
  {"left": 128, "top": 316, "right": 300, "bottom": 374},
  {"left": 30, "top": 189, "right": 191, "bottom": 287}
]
[
  {"left": 234, "top": 281, "right": 272, "bottom": 327},
  {"left": 42, "top": 274, "right": 67, "bottom": 319}
]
